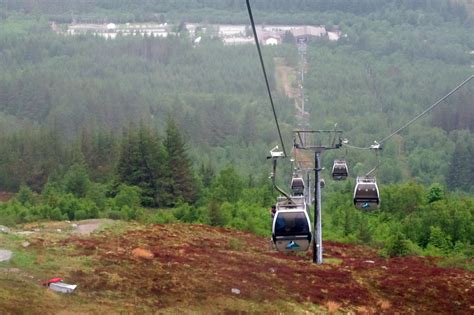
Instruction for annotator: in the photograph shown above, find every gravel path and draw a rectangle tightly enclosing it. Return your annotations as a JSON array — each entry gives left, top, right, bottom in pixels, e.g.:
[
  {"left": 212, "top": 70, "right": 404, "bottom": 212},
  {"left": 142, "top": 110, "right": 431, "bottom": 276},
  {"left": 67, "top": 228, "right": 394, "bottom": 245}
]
[{"left": 74, "top": 219, "right": 109, "bottom": 235}]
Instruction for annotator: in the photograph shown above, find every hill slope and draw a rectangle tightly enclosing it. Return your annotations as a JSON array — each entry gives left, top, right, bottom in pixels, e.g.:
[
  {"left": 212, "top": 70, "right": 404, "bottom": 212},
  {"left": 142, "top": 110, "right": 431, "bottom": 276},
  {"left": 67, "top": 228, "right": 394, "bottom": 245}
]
[{"left": 0, "top": 222, "right": 472, "bottom": 314}]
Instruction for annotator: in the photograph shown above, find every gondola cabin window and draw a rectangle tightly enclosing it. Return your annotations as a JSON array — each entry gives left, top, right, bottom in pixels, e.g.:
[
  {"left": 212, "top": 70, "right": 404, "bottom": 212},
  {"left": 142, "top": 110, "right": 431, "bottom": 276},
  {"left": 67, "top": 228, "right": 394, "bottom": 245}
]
[{"left": 275, "top": 211, "right": 310, "bottom": 236}]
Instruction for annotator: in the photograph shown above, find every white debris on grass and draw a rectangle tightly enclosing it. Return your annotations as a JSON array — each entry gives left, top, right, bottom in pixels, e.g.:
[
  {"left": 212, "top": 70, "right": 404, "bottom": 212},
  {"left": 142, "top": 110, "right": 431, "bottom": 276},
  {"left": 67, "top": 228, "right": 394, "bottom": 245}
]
[
  {"left": 0, "top": 249, "right": 12, "bottom": 262},
  {"left": 49, "top": 282, "right": 77, "bottom": 293},
  {"left": 231, "top": 288, "right": 241, "bottom": 295},
  {"left": 0, "top": 225, "right": 10, "bottom": 233}
]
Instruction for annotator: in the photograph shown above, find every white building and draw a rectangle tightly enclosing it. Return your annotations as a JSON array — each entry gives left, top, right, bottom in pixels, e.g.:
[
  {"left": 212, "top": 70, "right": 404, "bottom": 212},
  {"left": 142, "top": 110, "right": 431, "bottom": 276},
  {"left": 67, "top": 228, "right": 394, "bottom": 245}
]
[
  {"left": 327, "top": 31, "right": 341, "bottom": 41},
  {"left": 264, "top": 37, "right": 279, "bottom": 45}
]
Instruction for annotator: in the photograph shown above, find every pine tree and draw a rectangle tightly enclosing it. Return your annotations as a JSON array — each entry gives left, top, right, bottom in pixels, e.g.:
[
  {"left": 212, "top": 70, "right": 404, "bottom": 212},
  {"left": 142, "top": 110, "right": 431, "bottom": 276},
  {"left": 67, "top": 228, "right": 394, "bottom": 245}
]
[
  {"left": 164, "top": 118, "right": 198, "bottom": 206},
  {"left": 117, "top": 124, "right": 168, "bottom": 207},
  {"left": 447, "top": 139, "right": 473, "bottom": 192}
]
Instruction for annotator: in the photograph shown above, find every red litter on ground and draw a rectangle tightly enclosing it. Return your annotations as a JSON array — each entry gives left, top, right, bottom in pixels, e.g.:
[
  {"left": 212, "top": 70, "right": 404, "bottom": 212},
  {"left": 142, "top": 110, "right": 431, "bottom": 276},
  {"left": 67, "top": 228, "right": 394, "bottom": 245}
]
[{"left": 42, "top": 278, "right": 64, "bottom": 286}]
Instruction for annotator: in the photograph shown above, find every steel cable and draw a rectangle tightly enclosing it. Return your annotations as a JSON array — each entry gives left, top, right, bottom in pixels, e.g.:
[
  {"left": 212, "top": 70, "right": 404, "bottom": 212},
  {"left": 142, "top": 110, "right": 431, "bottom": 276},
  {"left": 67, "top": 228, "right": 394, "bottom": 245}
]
[{"left": 246, "top": 0, "right": 287, "bottom": 157}]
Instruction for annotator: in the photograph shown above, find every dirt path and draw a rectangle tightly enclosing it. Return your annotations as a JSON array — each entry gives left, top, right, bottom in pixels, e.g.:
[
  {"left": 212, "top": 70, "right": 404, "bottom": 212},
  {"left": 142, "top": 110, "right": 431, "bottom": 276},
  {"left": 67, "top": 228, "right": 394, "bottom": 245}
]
[
  {"left": 275, "top": 57, "right": 297, "bottom": 99},
  {"left": 274, "top": 57, "right": 313, "bottom": 169},
  {"left": 73, "top": 219, "right": 111, "bottom": 235}
]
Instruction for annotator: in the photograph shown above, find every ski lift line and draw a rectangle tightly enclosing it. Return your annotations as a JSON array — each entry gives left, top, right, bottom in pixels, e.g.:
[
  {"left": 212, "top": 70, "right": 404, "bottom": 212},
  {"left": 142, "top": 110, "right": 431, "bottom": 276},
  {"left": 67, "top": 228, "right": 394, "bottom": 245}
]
[
  {"left": 246, "top": 0, "right": 287, "bottom": 157},
  {"left": 378, "top": 75, "right": 473, "bottom": 145}
]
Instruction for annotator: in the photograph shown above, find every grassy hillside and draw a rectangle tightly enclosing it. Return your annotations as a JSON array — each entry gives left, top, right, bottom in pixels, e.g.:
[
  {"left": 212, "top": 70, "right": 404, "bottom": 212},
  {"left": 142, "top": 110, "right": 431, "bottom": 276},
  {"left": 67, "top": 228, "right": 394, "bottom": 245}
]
[{"left": 0, "top": 221, "right": 472, "bottom": 313}]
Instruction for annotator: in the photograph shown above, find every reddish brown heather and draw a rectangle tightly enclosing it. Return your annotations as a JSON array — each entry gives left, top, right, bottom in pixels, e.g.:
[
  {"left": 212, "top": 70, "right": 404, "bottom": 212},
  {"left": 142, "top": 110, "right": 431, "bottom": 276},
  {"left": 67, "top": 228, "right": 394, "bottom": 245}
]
[{"left": 56, "top": 223, "right": 473, "bottom": 314}]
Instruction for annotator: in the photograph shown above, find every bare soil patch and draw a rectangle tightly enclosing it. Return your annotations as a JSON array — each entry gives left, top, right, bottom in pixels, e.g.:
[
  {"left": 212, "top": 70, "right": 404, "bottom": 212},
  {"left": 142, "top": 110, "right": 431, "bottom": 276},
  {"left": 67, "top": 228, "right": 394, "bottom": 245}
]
[{"left": 73, "top": 219, "right": 111, "bottom": 235}]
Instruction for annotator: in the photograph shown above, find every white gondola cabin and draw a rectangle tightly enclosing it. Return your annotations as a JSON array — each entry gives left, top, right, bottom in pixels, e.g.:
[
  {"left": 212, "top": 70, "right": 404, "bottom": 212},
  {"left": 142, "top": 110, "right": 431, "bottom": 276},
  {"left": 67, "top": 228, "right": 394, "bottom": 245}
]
[
  {"left": 332, "top": 159, "right": 348, "bottom": 180},
  {"left": 290, "top": 177, "right": 305, "bottom": 196},
  {"left": 353, "top": 176, "right": 380, "bottom": 210},
  {"left": 272, "top": 196, "right": 312, "bottom": 252}
]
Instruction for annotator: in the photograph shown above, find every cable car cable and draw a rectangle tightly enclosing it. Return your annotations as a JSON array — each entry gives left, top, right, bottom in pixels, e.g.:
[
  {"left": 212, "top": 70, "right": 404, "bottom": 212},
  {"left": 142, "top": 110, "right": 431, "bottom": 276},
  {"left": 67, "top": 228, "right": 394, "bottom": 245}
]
[
  {"left": 377, "top": 75, "right": 473, "bottom": 145},
  {"left": 343, "top": 143, "right": 372, "bottom": 150},
  {"left": 365, "top": 149, "right": 381, "bottom": 176},
  {"left": 344, "top": 75, "right": 473, "bottom": 150},
  {"left": 246, "top": 0, "right": 287, "bottom": 157}
]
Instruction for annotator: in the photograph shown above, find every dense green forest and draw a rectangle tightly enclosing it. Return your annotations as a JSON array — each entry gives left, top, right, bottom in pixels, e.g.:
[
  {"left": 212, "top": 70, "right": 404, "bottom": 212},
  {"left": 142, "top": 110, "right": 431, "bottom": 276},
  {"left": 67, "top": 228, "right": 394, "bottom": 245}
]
[
  {"left": 0, "top": 1, "right": 472, "bottom": 261},
  {"left": 1, "top": 0, "right": 472, "bottom": 25}
]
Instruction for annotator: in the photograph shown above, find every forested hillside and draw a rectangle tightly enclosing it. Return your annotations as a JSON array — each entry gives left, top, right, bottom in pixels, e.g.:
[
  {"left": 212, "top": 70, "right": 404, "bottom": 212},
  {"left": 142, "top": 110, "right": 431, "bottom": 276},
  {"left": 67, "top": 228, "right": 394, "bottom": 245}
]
[
  {"left": 1, "top": 0, "right": 472, "bottom": 24},
  {"left": 0, "top": 16, "right": 297, "bottom": 191},
  {"left": 1, "top": 0, "right": 472, "bottom": 191}
]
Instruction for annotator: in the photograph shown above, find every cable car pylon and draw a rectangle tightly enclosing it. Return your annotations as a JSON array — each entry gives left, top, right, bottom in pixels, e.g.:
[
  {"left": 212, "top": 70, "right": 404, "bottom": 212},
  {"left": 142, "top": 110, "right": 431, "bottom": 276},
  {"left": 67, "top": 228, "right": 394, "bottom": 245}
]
[{"left": 293, "top": 129, "right": 344, "bottom": 264}]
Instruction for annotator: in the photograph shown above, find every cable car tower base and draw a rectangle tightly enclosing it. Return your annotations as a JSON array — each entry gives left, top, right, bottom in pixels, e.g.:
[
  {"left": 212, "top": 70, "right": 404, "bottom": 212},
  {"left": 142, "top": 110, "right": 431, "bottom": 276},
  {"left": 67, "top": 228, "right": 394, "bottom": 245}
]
[{"left": 294, "top": 129, "right": 343, "bottom": 264}]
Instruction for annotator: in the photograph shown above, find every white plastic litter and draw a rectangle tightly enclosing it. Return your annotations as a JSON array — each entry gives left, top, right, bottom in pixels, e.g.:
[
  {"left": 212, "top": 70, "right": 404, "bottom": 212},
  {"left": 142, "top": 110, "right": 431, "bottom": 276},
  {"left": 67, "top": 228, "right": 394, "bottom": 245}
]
[
  {"left": 231, "top": 288, "right": 240, "bottom": 295},
  {"left": 49, "top": 282, "right": 77, "bottom": 294}
]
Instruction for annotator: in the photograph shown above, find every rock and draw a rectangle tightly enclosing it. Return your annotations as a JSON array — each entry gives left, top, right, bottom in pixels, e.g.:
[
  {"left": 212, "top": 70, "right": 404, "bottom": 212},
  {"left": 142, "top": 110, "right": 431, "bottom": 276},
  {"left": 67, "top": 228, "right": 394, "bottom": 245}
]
[
  {"left": 71, "top": 224, "right": 78, "bottom": 228},
  {"left": 56, "top": 229, "right": 62, "bottom": 233},
  {"left": 131, "top": 248, "right": 154, "bottom": 260},
  {"left": 364, "top": 260, "right": 375, "bottom": 264},
  {"left": 0, "top": 268, "right": 20, "bottom": 273},
  {"left": 231, "top": 288, "right": 241, "bottom": 295},
  {"left": 16, "top": 231, "right": 35, "bottom": 236},
  {"left": 22, "top": 241, "right": 30, "bottom": 248},
  {"left": 0, "top": 249, "right": 12, "bottom": 262},
  {"left": 0, "top": 225, "right": 10, "bottom": 233}
]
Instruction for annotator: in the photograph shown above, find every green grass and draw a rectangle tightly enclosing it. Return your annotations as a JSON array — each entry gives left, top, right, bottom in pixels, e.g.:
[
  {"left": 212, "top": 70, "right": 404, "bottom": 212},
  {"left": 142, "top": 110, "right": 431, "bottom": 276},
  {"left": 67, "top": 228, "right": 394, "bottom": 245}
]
[
  {"left": 8, "top": 251, "right": 36, "bottom": 269},
  {"left": 324, "top": 258, "right": 343, "bottom": 265},
  {"left": 436, "top": 256, "right": 474, "bottom": 271}
]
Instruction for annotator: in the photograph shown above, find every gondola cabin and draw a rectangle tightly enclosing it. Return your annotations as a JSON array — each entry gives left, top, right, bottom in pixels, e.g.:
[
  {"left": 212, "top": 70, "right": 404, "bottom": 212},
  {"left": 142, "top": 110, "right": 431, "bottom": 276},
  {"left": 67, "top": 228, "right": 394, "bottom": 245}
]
[
  {"left": 332, "top": 160, "right": 349, "bottom": 180},
  {"left": 291, "top": 177, "right": 305, "bottom": 196},
  {"left": 272, "top": 196, "right": 312, "bottom": 252},
  {"left": 353, "top": 176, "right": 380, "bottom": 210}
]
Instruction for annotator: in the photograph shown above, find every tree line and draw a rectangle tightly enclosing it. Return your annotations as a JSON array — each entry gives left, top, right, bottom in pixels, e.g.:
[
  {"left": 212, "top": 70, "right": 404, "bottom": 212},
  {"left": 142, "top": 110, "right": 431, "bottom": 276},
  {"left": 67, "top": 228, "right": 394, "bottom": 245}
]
[{"left": 1, "top": 0, "right": 469, "bottom": 24}]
